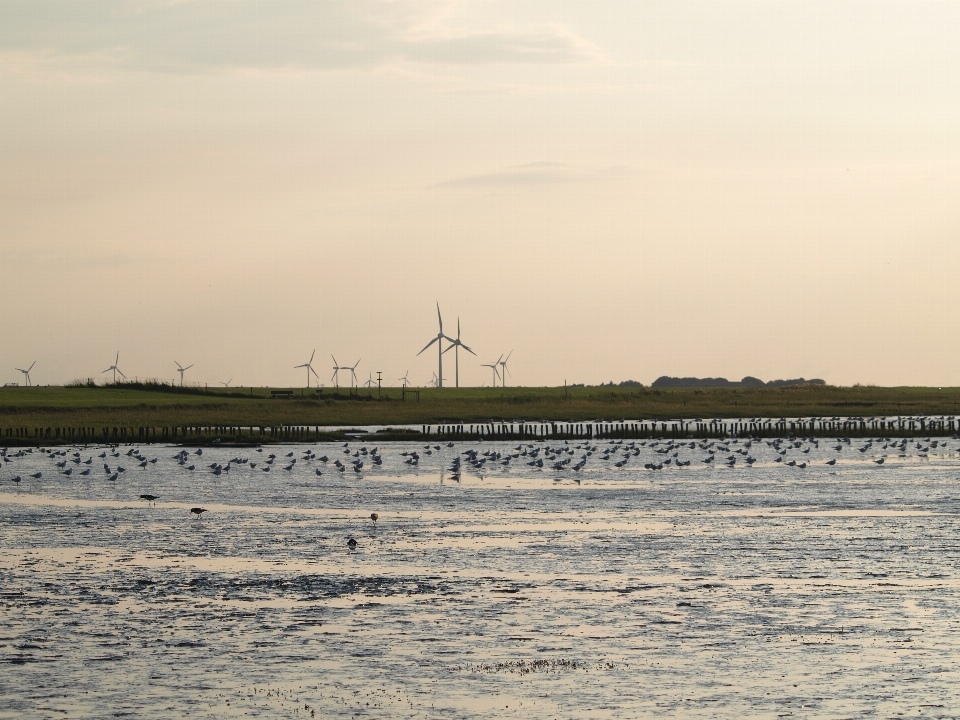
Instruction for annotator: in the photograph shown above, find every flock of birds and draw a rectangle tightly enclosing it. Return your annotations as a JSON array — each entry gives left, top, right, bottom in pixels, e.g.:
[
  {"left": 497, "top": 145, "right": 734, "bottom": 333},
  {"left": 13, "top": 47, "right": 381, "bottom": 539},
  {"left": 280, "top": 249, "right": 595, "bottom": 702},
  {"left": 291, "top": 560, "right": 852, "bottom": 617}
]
[{"left": 3, "top": 434, "right": 957, "bottom": 544}]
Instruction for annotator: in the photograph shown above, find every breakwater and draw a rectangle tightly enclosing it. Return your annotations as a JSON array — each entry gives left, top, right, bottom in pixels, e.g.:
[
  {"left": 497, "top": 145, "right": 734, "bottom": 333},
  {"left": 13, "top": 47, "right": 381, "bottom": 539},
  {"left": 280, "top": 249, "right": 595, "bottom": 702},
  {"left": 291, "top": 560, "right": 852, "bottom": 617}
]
[
  {"left": 426, "top": 415, "right": 958, "bottom": 441},
  {"left": 3, "top": 414, "right": 959, "bottom": 446}
]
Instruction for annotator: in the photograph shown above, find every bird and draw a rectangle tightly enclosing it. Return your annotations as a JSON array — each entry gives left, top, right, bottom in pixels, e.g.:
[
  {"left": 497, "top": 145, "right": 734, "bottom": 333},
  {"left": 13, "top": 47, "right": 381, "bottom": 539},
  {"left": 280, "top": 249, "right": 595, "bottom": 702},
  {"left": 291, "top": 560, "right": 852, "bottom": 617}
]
[
  {"left": 370, "top": 513, "right": 379, "bottom": 525},
  {"left": 874, "top": 458, "right": 884, "bottom": 464},
  {"left": 30, "top": 472, "right": 41, "bottom": 479},
  {"left": 11, "top": 476, "right": 21, "bottom": 485},
  {"left": 347, "top": 537, "right": 358, "bottom": 549},
  {"left": 825, "top": 459, "right": 836, "bottom": 466},
  {"left": 107, "top": 473, "right": 118, "bottom": 481},
  {"left": 140, "top": 494, "right": 158, "bottom": 505},
  {"left": 190, "top": 507, "right": 207, "bottom": 519}
]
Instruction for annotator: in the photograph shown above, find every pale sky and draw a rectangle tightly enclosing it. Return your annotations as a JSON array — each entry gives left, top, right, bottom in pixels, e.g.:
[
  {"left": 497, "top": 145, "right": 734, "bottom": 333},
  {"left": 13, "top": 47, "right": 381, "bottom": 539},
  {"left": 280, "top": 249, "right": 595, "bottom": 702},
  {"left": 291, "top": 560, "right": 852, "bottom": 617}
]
[{"left": 2, "top": 1, "right": 959, "bottom": 388}]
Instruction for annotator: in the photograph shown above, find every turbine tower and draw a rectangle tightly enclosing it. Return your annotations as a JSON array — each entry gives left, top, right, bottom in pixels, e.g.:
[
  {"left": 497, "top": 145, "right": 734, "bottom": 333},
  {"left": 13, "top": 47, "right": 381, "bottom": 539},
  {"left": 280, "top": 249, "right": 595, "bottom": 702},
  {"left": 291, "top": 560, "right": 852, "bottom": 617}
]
[
  {"left": 102, "top": 352, "right": 126, "bottom": 384},
  {"left": 441, "top": 318, "right": 476, "bottom": 387},
  {"left": 482, "top": 356, "right": 502, "bottom": 388},
  {"left": 417, "top": 303, "right": 454, "bottom": 388},
  {"left": 294, "top": 349, "right": 320, "bottom": 388},
  {"left": 499, "top": 351, "right": 513, "bottom": 388},
  {"left": 16, "top": 361, "right": 35, "bottom": 387},
  {"left": 175, "top": 361, "right": 193, "bottom": 387}
]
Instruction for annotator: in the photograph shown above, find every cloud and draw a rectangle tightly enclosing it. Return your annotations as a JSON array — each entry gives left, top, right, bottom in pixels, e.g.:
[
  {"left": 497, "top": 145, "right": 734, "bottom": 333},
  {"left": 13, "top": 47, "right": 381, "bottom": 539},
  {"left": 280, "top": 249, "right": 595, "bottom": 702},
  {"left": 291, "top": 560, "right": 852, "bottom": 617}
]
[
  {"left": 0, "top": 1, "right": 605, "bottom": 78},
  {"left": 434, "top": 162, "right": 624, "bottom": 189}
]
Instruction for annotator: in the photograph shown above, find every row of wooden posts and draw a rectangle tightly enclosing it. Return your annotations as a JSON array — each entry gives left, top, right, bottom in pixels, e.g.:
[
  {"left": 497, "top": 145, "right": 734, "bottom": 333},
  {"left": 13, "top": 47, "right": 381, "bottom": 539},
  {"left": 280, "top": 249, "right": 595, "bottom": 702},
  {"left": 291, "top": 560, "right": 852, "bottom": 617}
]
[
  {"left": 4, "top": 425, "right": 326, "bottom": 443},
  {"left": 3, "top": 416, "right": 958, "bottom": 444},
  {"left": 425, "top": 416, "right": 960, "bottom": 440}
]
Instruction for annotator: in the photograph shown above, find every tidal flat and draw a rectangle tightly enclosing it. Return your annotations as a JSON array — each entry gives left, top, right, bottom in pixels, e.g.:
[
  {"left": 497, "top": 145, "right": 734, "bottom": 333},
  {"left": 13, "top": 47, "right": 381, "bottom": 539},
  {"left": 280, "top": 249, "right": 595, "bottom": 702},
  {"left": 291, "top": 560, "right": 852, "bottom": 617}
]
[{"left": 1, "top": 437, "right": 959, "bottom": 717}]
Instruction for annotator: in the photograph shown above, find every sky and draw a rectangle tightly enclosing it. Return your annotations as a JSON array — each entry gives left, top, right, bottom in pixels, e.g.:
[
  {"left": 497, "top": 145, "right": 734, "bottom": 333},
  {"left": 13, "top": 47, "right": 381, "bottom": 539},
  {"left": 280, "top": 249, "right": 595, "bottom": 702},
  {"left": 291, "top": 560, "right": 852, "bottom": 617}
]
[{"left": 2, "top": 0, "right": 959, "bottom": 388}]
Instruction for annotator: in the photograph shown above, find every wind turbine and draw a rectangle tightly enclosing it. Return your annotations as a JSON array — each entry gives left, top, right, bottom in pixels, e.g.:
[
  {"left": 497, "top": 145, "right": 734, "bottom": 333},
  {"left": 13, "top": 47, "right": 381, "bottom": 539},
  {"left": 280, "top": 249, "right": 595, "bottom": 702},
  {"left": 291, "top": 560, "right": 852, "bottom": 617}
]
[
  {"left": 417, "top": 303, "right": 455, "bottom": 389},
  {"left": 102, "top": 352, "right": 126, "bottom": 384},
  {"left": 220, "top": 379, "right": 233, "bottom": 388},
  {"left": 175, "top": 361, "right": 193, "bottom": 386},
  {"left": 499, "top": 351, "right": 513, "bottom": 388},
  {"left": 331, "top": 355, "right": 345, "bottom": 391},
  {"left": 295, "top": 349, "right": 320, "bottom": 388},
  {"left": 482, "top": 356, "right": 502, "bottom": 388},
  {"left": 429, "top": 372, "right": 439, "bottom": 388},
  {"left": 15, "top": 361, "right": 35, "bottom": 386},
  {"left": 441, "top": 318, "right": 476, "bottom": 387},
  {"left": 399, "top": 370, "right": 411, "bottom": 388},
  {"left": 346, "top": 359, "right": 361, "bottom": 388},
  {"left": 363, "top": 372, "right": 375, "bottom": 388}
]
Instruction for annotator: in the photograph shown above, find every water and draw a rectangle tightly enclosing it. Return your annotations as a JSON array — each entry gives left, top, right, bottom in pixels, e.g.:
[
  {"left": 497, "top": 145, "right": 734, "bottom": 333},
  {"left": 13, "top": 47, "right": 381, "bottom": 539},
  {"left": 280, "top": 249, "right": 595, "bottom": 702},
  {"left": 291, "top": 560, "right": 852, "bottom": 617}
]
[{"left": 2, "top": 437, "right": 959, "bottom": 717}]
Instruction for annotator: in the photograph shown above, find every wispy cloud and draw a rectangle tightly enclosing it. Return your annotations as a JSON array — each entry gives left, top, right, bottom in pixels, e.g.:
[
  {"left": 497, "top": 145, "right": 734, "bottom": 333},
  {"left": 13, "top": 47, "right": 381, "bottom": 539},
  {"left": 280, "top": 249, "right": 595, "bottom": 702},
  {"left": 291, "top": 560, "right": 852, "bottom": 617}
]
[
  {"left": 434, "top": 162, "right": 624, "bottom": 189},
  {"left": 0, "top": 1, "right": 606, "bottom": 78}
]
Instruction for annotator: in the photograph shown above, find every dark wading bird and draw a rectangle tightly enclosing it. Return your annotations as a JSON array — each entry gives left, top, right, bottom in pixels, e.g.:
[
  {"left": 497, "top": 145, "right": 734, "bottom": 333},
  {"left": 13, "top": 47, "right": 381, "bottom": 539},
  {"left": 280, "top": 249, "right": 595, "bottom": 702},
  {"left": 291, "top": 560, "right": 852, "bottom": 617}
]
[
  {"left": 140, "top": 494, "right": 158, "bottom": 505},
  {"left": 347, "top": 537, "right": 358, "bottom": 549},
  {"left": 370, "top": 513, "right": 379, "bottom": 526},
  {"left": 190, "top": 507, "right": 207, "bottom": 519}
]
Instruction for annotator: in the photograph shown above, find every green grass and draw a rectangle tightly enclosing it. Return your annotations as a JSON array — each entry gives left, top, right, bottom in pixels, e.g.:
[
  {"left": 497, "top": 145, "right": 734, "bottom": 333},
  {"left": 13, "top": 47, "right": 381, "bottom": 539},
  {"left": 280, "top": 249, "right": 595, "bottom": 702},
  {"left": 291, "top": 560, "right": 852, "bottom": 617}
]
[{"left": 1, "top": 383, "right": 959, "bottom": 432}]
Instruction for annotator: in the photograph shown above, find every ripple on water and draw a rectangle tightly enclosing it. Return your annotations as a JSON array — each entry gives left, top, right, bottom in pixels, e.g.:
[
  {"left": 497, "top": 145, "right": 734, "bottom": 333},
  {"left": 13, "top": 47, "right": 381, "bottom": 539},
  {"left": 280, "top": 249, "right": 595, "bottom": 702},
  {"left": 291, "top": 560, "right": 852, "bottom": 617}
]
[{"left": 1, "top": 439, "right": 960, "bottom": 717}]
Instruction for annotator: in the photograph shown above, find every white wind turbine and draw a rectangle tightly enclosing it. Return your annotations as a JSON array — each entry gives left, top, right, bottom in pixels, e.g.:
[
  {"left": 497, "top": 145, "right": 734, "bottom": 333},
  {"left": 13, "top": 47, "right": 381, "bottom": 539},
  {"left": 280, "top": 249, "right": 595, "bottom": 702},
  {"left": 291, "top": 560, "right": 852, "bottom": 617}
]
[
  {"left": 399, "top": 370, "right": 411, "bottom": 388},
  {"left": 346, "top": 359, "right": 361, "bottom": 389},
  {"left": 331, "top": 355, "right": 346, "bottom": 391},
  {"left": 102, "top": 352, "right": 126, "bottom": 384},
  {"left": 417, "top": 303, "right": 455, "bottom": 388},
  {"left": 16, "top": 361, "right": 35, "bottom": 386},
  {"left": 363, "top": 372, "right": 375, "bottom": 388},
  {"left": 441, "top": 318, "right": 476, "bottom": 388},
  {"left": 295, "top": 349, "right": 320, "bottom": 388},
  {"left": 499, "top": 350, "right": 513, "bottom": 388},
  {"left": 482, "top": 356, "right": 502, "bottom": 388},
  {"left": 175, "top": 361, "right": 193, "bottom": 386}
]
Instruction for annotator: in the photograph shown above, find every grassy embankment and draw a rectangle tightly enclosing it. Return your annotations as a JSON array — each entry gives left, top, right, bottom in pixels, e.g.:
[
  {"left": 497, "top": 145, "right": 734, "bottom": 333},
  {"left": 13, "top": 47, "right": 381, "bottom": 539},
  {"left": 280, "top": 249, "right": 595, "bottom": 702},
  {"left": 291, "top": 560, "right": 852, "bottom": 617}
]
[{"left": 1, "top": 383, "right": 959, "bottom": 433}]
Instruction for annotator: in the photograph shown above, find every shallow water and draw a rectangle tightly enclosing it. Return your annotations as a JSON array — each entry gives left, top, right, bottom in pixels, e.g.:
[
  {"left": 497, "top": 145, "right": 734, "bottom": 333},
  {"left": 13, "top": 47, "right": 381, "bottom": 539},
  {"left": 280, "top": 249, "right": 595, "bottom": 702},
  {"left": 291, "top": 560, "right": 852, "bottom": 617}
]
[{"left": 2, "top": 437, "right": 960, "bottom": 718}]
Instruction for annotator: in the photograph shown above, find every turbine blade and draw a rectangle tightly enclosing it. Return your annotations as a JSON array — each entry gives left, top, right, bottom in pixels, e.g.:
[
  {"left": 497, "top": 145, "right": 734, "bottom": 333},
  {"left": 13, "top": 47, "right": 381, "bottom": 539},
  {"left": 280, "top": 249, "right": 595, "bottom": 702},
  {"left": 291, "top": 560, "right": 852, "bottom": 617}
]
[
  {"left": 115, "top": 352, "right": 119, "bottom": 364},
  {"left": 309, "top": 349, "right": 316, "bottom": 363},
  {"left": 436, "top": 302, "right": 442, "bottom": 332},
  {"left": 310, "top": 366, "right": 320, "bottom": 379},
  {"left": 457, "top": 318, "right": 460, "bottom": 340},
  {"left": 417, "top": 337, "right": 438, "bottom": 356},
  {"left": 461, "top": 343, "right": 477, "bottom": 356},
  {"left": 28, "top": 361, "right": 35, "bottom": 371},
  {"left": 185, "top": 365, "right": 193, "bottom": 371},
  {"left": 102, "top": 368, "right": 111, "bottom": 374},
  {"left": 442, "top": 344, "right": 455, "bottom": 355},
  {"left": 331, "top": 355, "right": 338, "bottom": 366},
  {"left": 505, "top": 349, "right": 513, "bottom": 362},
  {"left": 295, "top": 363, "right": 307, "bottom": 369},
  {"left": 117, "top": 368, "right": 126, "bottom": 379}
]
